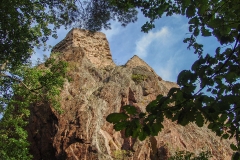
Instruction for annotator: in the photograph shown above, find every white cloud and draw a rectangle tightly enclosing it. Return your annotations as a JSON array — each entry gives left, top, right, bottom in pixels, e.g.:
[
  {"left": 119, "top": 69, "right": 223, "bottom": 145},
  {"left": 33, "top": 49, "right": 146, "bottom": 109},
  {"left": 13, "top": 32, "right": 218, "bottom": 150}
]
[
  {"left": 130, "top": 19, "right": 198, "bottom": 82},
  {"left": 155, "top": 52, "right": 182, "bottom": 82},
  {"left": 134, "top": 27, "right": 171, "bottom": 58}
]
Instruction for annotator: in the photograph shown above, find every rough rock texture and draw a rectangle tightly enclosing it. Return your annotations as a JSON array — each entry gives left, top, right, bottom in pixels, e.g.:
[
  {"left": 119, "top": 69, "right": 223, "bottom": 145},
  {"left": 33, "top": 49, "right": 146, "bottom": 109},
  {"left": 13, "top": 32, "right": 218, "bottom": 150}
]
[
  {"left": 27, "top": 29, "right": 233, "bottom": 160},
  {"left": 52, "top": 29, "right": 114, "bottom": 68}
]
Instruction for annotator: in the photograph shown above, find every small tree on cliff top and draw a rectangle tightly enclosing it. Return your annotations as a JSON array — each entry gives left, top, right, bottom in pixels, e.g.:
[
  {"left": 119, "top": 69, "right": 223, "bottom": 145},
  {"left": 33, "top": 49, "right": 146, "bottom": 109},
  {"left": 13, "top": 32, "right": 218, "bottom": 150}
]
[{"left": 106, "top": 0, "right": 240, "bottom": 159}]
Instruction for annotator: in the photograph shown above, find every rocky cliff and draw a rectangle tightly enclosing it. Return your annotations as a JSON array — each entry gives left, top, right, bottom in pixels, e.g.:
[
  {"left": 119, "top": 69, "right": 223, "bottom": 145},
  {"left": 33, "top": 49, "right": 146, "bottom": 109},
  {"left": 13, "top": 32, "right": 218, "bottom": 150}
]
[{"left": 27, "top": 28, "right": 233, "bottom": 160}]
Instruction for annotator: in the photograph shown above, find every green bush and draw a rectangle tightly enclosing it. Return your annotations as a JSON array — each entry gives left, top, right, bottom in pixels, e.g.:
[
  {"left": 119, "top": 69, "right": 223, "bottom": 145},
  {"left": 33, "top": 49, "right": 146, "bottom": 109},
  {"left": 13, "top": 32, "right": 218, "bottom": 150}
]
[
  {"left": 169, "top": 150, "right": 212, "bottom": 160},
  {"left": 113, "top": 150, "right": 132, "bottom": 159},
  {"left": 131, "top": 74, "right": 147, "bottom": 84}
]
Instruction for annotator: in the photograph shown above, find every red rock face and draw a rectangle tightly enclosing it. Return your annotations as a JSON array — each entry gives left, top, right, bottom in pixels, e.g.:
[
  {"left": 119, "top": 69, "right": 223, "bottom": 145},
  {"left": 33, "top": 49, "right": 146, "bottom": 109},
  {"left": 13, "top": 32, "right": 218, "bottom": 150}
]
[{"left": 26, "top": 29, "right": 233, "bottom": 160}]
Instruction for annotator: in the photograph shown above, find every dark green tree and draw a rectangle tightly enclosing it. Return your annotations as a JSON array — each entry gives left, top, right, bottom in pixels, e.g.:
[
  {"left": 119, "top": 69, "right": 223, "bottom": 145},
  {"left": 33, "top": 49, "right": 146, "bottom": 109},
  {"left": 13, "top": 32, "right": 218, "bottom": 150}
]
[
  {"left": 0, "top": 0, "right": 137, "bottom": 69},
  {"left": 0, "top": 58, "right": 68, "bottom": 159},
  {"left": 0, "top": 0, "right": 137, "bottom": 107},
  {"left": 106, "top": 0, "right": 240, "bottom": 159},
  {"left": 0, "top": 0, "right": 137, "bottom": 159},
  {"left": 77, "top": 0, "right": 138, "bottom": 31}
]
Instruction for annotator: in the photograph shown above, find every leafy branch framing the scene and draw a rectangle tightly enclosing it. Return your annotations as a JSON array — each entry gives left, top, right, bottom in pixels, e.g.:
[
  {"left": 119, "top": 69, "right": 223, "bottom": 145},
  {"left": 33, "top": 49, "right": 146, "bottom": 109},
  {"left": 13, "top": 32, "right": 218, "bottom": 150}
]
[
  {"left": 1, "top": 0, "right": 239, "bottom": 159},
  {"left": 1, "top": 0, "right": 138, "bottom": 159},
  {"left": 0, "top": 0, "right": 138, "bottom": 107},
  {"left": 0, "top": 57, "right": 68, "bottom": 159},
  {"left": 107, "top": 0, "right": 240, "bottom": 159}
]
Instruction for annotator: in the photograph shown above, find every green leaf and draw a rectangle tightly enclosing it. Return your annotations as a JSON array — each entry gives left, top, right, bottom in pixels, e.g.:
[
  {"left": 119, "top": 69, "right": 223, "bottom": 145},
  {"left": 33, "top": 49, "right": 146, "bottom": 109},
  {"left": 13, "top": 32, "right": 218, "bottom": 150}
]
[
  {"left": 164, "top": 110, "right": 173, "bottom": 119},
  {"left": 186, "top": 5, "right": 195, "bottom": 18},
  {"left": 168, "top": 88, "right": 180, "bottom": 97},
  {"left": 177, "top": 111, "right": 189, "bottom": 126},
  {"left": 106, "top": 113, "right": 129, "bottom": 124},
  {"left": 147, "top": 114, "right": 157, "bottom": 123},
  {"left": 191, "top": 59, "right": 200, "bottom": 71},
  {"left": 132, "top": 127, "right": 140, "bottom": 138},
  {"left": 222, "top": 134, "right": 229, "bottom": 139},
  {"left": 182, "top": 0, "right": 191, "bottom": 7},
  {"left": 219, "top": 114, "right": 228, "bottom": 123},
  {"left": 208, "top": 18, "right": 223, "bottom": 28},
  {"left": 156, "top": 94, "right": 163, "bottom": 101},
  {"left": 156, "top": 112, "right": 164, "bottom": 123},
  {"left": 146, "top": 100, "right": 158, "bottom": 112},
  {"left": 125, "top": 127, "right": 133, "bottom": 137},
  {"left": 139, "top": 112, "right": 146, "bottom": 118},
  {"left": 177, "top": 70, "right": 192, "bottom": 86},
  {"left": 122, "top": 105, "right": 137, "bottom": 115},
  {"left": 113, "top": 121, "right": 128, "bottom": 131},
  {"left": 188, "top": 17, "right": 198, "bottom": 25},
  {"left": 143, "top": 124, "right": 151, "bottom": 135},
  {"left": 215, "top": 47, "right": 221, "bottom": 54},
  {"left": 139, "top": 131, "right": 147, "bottom": 141},
  {"left": 232, "top": 152, "right": 240, "bottom": 160},
  {"left": 151, "top": 123, "right": 163, "bottom": 136},
  {"left": 202, "top": 28, "right": 211, "bottom": 37},
  {"left": 198, "top": 1, "right": 208, "bottom": 15},
  {"left": 132, "top": 119, "right": 141, "bottom": 138},
  {"left": 230, "top": 144, "right": 238, "bottom": 151},
  {"left": 195, "top": 113, "right": 204, "bottom": 127},
  {"left": 193, "top": 27, "right": 199, "bottom": 36},
  {"left": 220, "top": 35, "right": 233, "bottom": 45}
]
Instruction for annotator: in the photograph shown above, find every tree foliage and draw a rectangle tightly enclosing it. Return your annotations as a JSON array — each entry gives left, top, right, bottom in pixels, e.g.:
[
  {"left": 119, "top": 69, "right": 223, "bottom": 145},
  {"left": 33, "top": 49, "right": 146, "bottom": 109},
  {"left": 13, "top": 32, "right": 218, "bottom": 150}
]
[
  {"left": 0, "top": 58, "right": 68, "bottom": 159},
  {"left": 1, "top": 0, "right": 71, "bottom": 71},
  {"left": 0, "top": 0, "right": 137, "bottom": 105},
  {"left": 76, "top": 0, "right": 138, "bottom": 31},
  {"left": 0, "top": 0, "right": 137, "bottom": 158},
  {"left": 169, "top": 150, "right": 211, "bottom": 160},
  {"left": 1, "top": 0, "right": 239, "bottom": 159},
  {"left": 107, "top": 0, "right": 240, "bottom": 159},
  {"left": 0, "top": 0, "right": 137, "bottom": 72}
]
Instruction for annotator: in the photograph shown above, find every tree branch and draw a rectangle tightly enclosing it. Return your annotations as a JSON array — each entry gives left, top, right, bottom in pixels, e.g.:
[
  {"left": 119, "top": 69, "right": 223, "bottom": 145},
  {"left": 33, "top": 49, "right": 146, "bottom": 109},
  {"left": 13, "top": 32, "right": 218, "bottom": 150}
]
[{"left": 0, "top": 72, "right": 41, "bottom": 94}]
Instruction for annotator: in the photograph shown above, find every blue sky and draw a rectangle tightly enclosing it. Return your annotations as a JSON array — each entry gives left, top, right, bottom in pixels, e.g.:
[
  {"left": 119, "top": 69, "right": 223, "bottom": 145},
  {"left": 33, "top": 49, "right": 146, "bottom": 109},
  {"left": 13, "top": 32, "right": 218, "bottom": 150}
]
[{"left": 32, "top": 12, "right": 219, "bottom": 83}]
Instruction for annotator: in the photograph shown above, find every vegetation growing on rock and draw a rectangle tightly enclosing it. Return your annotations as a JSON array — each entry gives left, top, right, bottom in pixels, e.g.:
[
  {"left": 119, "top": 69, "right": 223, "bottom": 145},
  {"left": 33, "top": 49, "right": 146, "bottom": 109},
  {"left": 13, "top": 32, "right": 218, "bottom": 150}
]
[
  {"left": 0, "top": 58, "right": 68, "bottom": 159},
  {"left": 107, "top": 0, "right": 240, "bottom": 159},
  {"left": 1, "top": 0, "right": 239, "bottom": 159},
  {"left": 131, "top": 74, "right": 148, "bottom": 84}
]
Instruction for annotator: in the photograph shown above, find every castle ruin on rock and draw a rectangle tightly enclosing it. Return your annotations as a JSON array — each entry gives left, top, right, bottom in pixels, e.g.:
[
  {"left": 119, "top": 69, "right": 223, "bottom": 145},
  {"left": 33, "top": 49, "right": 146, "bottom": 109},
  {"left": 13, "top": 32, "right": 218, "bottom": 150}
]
[{"left": 26, "top": 28, "right": 233, "bottom": 160}]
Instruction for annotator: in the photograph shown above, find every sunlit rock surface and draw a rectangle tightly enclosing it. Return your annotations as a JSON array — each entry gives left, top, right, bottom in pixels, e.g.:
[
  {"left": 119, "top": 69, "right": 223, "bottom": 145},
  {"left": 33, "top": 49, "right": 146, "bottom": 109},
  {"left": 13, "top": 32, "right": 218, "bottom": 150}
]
[{"left": 26, "top": 28, "right": 233, "bottom": 160}]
